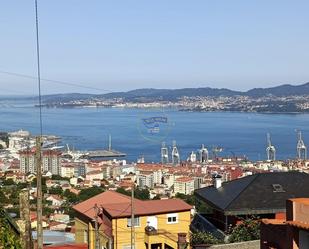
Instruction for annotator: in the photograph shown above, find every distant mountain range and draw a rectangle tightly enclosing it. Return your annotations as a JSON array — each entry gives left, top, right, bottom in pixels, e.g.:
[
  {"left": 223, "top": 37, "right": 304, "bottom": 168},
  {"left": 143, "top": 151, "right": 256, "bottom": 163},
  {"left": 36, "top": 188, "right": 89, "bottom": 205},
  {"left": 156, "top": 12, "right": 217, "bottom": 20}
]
[{"left": 2, "top": 82, "right": 309, "bottom": 102}]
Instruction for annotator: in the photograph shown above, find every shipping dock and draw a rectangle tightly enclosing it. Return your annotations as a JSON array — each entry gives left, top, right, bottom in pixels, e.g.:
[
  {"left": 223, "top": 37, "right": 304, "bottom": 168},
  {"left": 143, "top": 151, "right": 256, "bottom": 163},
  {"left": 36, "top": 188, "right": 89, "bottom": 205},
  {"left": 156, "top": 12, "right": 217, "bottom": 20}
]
[{"left": 81, "top": 149, "right": 126, "bottom": 159}]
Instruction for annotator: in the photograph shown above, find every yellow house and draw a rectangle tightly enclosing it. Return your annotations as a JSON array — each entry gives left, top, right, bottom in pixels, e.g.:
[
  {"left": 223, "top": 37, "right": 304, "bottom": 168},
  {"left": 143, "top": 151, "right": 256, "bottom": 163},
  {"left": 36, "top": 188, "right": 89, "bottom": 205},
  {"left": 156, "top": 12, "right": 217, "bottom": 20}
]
[{"left": 73, "top": 191, "right": 192, "bottom": 249}]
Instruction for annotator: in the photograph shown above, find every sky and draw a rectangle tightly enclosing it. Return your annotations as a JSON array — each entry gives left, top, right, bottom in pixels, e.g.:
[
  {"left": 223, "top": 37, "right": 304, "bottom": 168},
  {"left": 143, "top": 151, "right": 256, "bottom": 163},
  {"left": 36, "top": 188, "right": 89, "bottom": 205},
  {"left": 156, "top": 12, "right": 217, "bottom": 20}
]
[{"left": 1, "top": 0, "right": 309, "bottom": 95}]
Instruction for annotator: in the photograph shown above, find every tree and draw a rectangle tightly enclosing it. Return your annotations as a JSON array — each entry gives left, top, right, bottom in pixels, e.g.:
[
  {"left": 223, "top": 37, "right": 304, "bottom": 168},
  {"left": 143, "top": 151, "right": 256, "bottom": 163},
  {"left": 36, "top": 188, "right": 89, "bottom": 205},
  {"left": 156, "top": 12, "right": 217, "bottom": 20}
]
[
  {"left": 51, "top": 175, "right": 70, "bottom": 181},
  {"left": 190, "top": 231, "right": 222, "bottom": 245},
  {"left": 116, "top": 187, "right": 129, "bottom": 196},
  {"left": 78, "top": 187, "right": 104, "bottom": 201},
  {"left": 175, "top": 193, "right": 195, "bottom": 205},
  {"left": 2, "top": 179, "right": 14, "bottom": 186},
  {"left": 0, "top": 215, "right": 22, "bottom": 249},
  {"left": 0, "top": 189, "right": 8, "bottom": 202},
  {"left": 63, "top": 189, "right": 78, "bottom": 204},
  {"left": 152, "top": 194, "right": 161, "bottom": 200},
  {"left": 116, "top": 187, "right": 150, "bottom": 200},
  {"left": 228, "top": 218, "right": 260, "bottom": 243},
  {"left": 48, "top": 186, "right": 63, "bottom": 195},
  {"left": 135, "top": 188, "right": 150, "bottom": 200}
]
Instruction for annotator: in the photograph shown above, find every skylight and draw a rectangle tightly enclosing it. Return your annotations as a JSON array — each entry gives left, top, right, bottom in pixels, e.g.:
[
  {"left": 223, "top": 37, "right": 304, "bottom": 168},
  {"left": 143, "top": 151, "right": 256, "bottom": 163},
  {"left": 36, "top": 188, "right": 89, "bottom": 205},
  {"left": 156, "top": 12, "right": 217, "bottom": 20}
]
[{"left": 272, "top": 184, "right": 285, "bottom": 193}]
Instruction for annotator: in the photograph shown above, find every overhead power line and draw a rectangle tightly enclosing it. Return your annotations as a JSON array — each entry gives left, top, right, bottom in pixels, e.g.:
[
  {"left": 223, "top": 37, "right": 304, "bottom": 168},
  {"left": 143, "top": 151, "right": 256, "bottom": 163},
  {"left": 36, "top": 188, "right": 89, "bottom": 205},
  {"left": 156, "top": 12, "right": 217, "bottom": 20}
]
[{"left": 0, "top": 70, "right": 112, "bottom": 93}]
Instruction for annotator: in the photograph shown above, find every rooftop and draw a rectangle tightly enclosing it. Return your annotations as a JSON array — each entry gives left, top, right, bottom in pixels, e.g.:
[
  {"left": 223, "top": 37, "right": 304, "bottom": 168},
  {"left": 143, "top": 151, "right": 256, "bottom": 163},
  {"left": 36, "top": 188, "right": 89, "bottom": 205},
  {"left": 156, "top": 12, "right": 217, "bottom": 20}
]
[
  {"left": 195, "top": 172, "right": 309, "bottom": 215},
  {"left": 73, "top": 190, "right": 192, "bottom": 219}
]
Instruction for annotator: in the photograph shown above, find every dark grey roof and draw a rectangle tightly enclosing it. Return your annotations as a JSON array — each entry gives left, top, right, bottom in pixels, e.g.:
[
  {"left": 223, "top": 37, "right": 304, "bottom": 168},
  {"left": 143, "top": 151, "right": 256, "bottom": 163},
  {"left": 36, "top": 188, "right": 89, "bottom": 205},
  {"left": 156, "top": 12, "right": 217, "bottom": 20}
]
[{"left": 195, "top": 172, "right": 309, "bottom": 215}]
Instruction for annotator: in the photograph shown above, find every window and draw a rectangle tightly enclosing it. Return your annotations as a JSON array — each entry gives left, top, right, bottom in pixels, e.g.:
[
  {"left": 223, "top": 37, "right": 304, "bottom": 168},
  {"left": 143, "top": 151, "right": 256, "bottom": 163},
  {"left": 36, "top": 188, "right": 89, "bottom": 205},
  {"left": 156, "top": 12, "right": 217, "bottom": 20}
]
[
  {"left": 127, "top": 217, "right": 140, "bottom": 227},
  {"left": 167, "top": 213, "right": 178, "bottom": 224}
]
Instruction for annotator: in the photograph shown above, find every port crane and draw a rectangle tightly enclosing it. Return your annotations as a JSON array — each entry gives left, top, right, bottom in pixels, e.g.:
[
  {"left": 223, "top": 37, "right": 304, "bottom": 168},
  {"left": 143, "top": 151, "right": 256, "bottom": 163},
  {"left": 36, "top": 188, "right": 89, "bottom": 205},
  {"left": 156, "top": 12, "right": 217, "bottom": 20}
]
[
  {"left": 266, "top": 133, "right": 276, "bottom": 161},
  {"left": 161, "top": 142, "right": 169, "bottom": 164},
  {"left": 297, "top": 131, "right": 307, "bottom": 160},
  {"left": 171, "top": 140, "right": 180, "bottom": 165},
  {"left": 187, "top": 151, "right": 197, "bottom": 162},
  {"left": 212, "top": 146, "right": 223, "bottom": 159},
  {"left": 199, "top": 144, "right": 209, "bottom": 163}
]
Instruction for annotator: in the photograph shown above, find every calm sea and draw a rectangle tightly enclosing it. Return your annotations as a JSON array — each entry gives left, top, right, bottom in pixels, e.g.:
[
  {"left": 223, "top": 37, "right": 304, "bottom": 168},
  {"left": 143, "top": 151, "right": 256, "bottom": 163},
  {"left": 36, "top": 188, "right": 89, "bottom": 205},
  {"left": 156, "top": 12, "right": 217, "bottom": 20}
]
[{"left": 1, "top": 99, "right": 309, "bottom": 162}]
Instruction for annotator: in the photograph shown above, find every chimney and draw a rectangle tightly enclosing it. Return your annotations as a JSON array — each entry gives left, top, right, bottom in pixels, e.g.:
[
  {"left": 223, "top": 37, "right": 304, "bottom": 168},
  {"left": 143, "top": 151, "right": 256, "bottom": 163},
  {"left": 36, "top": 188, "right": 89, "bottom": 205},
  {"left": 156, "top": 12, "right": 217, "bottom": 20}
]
[{"left": 213, "top": 174, "right": 222, "bottom": 189}]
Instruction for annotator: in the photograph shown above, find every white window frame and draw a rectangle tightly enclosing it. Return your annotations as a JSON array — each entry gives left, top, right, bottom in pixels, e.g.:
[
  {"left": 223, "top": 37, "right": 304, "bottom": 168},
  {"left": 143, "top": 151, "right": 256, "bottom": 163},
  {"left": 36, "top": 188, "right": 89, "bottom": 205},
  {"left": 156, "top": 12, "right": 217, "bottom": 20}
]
[
  {"left": 123, "top": 245, "right": 135, "bottom": 249},
  {"left": 166, "top": 213, "right": 178, "bottom": 224},
  {"left": 127, "top": 217, "right": 140, "bottom": 227}
]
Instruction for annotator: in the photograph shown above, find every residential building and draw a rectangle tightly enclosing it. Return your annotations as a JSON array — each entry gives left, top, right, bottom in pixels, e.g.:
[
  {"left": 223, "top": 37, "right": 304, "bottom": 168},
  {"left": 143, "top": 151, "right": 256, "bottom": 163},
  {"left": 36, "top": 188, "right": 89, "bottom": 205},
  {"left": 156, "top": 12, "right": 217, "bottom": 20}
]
[
  {"left": 19, "top": 150, "right": 36, "bottom": 173},
  {"left": 194, "top": 172, "right": 309, "bottom": 231},
  {"left": 43, "top": 150, "right": 61, "bottom": 175},
  {"left": 261, "top": 198, "right": 309, "bottom": 249},
  {"left": 73, "top": 190, "right": 192, "bottom": 249},
  {"left": 86, "top": 170, "right": 103, "bottom": 182},
  {"left": 46, "top": 195, "right": 65, "bottom": 207},
  {"left": 74, "top": 163, "right": 86, "bottom": 177},
  {"left": 174, "top": 177, "right": 195, "bottom": 195},
  {"left": 61, "top": 164, "right": 75, "bottom": 178},
  {"left": 19, "top": 149, "right": 61, "bottom": 175},
  {"left": 137, "top": 171, "right": 154, "bottom": 188}
]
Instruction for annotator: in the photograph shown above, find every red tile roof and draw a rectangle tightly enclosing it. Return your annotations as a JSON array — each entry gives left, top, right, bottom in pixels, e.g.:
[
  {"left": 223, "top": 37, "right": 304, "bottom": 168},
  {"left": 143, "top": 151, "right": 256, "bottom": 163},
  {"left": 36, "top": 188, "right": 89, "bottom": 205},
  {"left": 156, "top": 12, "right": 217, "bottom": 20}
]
[
  {"left": 175, "top": 177, "right": 194, "bottom": 183},
  {"left": 73, "top": 191, "right": 132, "bottom": 219},
  {"left": 103, "top": 198, "right": 192, "bottom": 218},
  {"left": 73, "top": 191, "right": 192, "bottom": 219}
]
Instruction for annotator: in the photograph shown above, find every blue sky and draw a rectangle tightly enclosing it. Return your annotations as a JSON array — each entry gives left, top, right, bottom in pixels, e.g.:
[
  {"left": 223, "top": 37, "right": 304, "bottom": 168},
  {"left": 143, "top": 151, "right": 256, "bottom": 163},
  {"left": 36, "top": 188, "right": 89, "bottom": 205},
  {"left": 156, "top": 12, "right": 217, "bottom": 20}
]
[{"left": 1, "top": 0, "right": 309, "bottom": 94}]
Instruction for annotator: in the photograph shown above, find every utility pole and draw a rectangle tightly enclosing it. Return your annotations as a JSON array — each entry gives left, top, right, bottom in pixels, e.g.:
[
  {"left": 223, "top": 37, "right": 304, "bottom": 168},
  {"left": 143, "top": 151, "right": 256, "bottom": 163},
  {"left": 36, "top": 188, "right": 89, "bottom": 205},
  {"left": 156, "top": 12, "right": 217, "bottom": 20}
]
[
  {"left": 36, "top": 136, "right": 43, "bottom": 249},
  {"left": 131, "top": 185, "right": 135, "bottom": 249},
  {"left": 94, "top": 204, "right": 100, "bottom": 249},
  {"left": 19, "top": 189, "right": 33, "bottom": 249}
]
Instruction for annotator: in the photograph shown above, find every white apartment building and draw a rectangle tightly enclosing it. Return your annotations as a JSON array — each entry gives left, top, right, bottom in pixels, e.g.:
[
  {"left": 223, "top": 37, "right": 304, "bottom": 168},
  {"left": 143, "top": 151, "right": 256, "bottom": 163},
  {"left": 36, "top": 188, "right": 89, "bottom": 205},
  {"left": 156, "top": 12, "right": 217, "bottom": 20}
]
[
  {"left": 137, "top": 171, "right": 154, "bottom": 188},
  {"left": 61, "top": 165, "right": 75, "bottom": 178},
  {"left": 19, "top": 149, "right": 61, "bottom": 175},
  {"left": 174, "top": 176, "right": 195, "bottom": 195}
]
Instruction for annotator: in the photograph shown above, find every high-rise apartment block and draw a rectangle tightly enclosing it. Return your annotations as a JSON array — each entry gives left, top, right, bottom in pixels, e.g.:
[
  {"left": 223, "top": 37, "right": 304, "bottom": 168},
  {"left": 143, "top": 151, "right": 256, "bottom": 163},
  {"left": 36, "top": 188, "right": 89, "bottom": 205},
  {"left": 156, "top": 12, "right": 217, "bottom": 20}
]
[{"left": 19, "top": 149, "right": 61, "bottom": 175}]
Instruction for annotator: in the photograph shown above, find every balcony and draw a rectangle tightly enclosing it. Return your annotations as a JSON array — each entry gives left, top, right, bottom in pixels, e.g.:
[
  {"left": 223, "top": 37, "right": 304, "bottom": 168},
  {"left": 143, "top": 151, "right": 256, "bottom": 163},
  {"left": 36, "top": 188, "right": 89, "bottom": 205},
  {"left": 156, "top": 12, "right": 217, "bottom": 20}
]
[{"left": 144, "top": 226, "right": 187, "bottom": 249}]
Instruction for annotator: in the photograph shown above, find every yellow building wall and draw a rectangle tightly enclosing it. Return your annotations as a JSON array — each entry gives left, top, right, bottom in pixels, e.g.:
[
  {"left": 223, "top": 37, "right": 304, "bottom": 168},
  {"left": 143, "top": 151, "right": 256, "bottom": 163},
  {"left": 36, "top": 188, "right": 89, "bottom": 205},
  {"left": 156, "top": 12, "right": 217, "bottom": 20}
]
[
  {"left": 112, "top": 211, "right": 191, "bottom": 249},
  {"left": 75, "top": 218, "right": 109, "bottom": 249},
  {"left": 75, "top": 218, "right": 88, "bottom": 244}
]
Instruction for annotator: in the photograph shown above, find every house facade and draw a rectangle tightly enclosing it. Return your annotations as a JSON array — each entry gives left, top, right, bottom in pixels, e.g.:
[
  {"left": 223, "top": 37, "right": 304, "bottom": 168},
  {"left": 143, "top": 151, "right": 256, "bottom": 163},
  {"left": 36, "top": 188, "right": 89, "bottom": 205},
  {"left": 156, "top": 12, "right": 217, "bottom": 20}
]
[{"left": 73, "top": 191, "right": 192, "bottom": 249}]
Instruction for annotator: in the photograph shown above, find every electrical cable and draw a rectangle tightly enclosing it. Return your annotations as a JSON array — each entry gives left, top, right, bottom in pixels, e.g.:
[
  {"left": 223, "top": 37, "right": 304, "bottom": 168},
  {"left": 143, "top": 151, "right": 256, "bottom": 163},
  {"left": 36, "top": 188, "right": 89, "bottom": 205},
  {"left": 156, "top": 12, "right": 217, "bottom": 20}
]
[{"left": 0, "top": 70, "right": 112, "bottom": 93}]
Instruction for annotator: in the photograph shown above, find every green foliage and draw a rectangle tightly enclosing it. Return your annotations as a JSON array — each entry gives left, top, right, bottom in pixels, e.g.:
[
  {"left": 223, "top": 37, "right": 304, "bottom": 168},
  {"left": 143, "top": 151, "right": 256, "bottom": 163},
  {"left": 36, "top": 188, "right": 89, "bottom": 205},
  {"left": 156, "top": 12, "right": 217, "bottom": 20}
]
[
  {"left": 16, "top": 182, "right": 28, "bottom": 190},
  {"left": 175, "top": 193, "right": 195, "bottom": 205},
  {"left": 63, "top": 189, "right": 78, "bottom": 204},
  {"left": 2, "top": 179, "right": 15, "bottom": 186},
  {"left": 48, "top": 186, "right": 63, "bottom": 195},
  {"left": 152, "top": 194, "right": 161, "bottom": 200},
  {"left": 42, "top": 206, "right": 54, "bottom": 217},
  {"left": 134, "top": 188, "right": 150, "bottom": 200},
  {"left": 228, "top": 218, "right": 260, "bottom": 243},
  {"left": 0, "top": 218, "right": 22, "bottom": 249},
  {"left": 115, "top": 187, "right": 129, "bottom": 196},
  {"left": 190, "top": 231, "right": 222, "bottom": 245},
  {"left": 51, "top": 175, "right": 70, "bottom": 181},
  {"left": 78, "top": 186, "right": 105, "bottom": 201},
  {"left": 0, "top": 189, "right": 8, "bottom": 205},
  {"left": 116, "top": 187, "right": 150, "bottom": 200}
]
